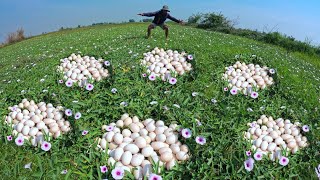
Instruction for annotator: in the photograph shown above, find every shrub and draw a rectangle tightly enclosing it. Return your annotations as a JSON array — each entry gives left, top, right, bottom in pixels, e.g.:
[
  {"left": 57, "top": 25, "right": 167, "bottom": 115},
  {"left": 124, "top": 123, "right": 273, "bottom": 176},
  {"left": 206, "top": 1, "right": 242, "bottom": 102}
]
[
  {"left": 129, "top": 19, "right": 135, "bottom": 23},
  {"left": 5, "top": 28, "right": 25, "bottom": 45},
  {"left": 141, "top": 19, "right": 153, "bottom": 22}
]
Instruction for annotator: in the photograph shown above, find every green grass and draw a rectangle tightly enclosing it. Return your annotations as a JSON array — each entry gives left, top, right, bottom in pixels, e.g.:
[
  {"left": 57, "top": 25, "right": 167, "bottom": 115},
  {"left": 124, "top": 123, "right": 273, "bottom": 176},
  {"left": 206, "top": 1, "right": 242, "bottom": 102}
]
[{"left": 0, "top": 22, "right": 319, "bottom": 179}]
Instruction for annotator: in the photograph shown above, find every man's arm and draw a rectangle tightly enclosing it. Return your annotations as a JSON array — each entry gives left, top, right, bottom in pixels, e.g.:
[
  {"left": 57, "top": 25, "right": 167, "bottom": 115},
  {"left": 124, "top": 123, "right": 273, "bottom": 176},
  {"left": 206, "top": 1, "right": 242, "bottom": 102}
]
[
  {"left": 167, "top": 14, "right": 182, "bottom": 23},
  {"left": 138, "top": 11, "right": 158, "bottom": 17}
]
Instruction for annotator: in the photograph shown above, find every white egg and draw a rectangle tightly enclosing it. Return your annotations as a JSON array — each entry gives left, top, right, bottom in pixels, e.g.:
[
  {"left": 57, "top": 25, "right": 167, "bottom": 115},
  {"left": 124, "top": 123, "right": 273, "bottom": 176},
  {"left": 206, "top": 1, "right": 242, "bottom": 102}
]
[
  {"left": 114, "top": 133, "right": 124, "bottom": 145},
  {"left": 121, "top": 151, "right": 133, "bottom": 166},
  {"left": 124, "top": 144, "right": 139, "bottom": 154},
  {"left": 114, "top": 147, "right": 124, "bottom": 161}
]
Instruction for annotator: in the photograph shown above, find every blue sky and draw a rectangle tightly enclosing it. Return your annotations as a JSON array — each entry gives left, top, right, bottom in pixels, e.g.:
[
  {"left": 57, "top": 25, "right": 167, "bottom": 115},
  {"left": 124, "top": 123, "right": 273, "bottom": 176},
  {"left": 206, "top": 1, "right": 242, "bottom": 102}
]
[{"left": 0, "top": 0, "right": 320, "bottom": 45}]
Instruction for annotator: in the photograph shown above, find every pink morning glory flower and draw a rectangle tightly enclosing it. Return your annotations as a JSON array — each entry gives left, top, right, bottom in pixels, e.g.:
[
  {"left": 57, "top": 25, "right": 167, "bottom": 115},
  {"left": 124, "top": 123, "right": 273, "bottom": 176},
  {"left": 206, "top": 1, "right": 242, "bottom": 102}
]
[
  {"left": 230, "top": 88, "right": 237, "bottom": 95},
  {"left": 223, "top": 87, "right": 228, "bottom": 91},
  {"left": 149, "top": 74, "right": 156, "bottom": 81},
  {"left": 24, "top": 162, "right": 32, "bottom": 169},
  {"left": 41, "top": 141, "right": 51, "bottom": 151},
  {"left": 192, "top": 92, "right": 199, "bottom": 97},
  {"left": 65, "top": 80, "right": 73, "bottom": 87},
  {"left": 100, "top": 165, "right": 108, "bottom": 173},
  {"left": 82, "top": 130, "right": 89, "bottom": 136},
  {"left": 187, "top": 54, "right": 193, "bottom": 60},
  {"left": 111, "top": 88, "right": 117, "bottom": 93},
  {"left": 196, "top": 119, "right": 202, "bottom": 126},
  {"left": 269, "top": 69, "right": 276, "bottom": 74},
  {"left": 111, "top": 167, "right": 124, "bottom": 179},
  {"left": 65, "top": 109, "right": 72, "bottom": 116},
  {"left": 169, "top": 77, "right": 177, "bottom": 85},
  {"left": 246, "top": 151, "right": 251, "bottom": 157},
  {"left": 195, "top": 136, "right": 206, "bottom": 145},
  {"left": 279, "top": 156, "right": 289, "bottom": 166},
  {"left": 149, "top": 174, "right": 162, "bottom": 180},
  {"left": 244, "top": 158, "right": 254, "bottom": 171},
  {"left": 142, "top": 73, "right": 147, "bottom": 77},
  {"left": 86, "top": 84, "right": 94, "bottom": 91},
  {"left": 120, "top": 101, "right": 128, "bottom": 107},
  {"left": 61, "top": 169, "right": 68, "bottom": 174},
  {"left": 211, "top": 98, "right": 217, "bottom": 104},
  {"left": 181, "top": 128, "right": 192, "bottom": 138},
  {"left": 250, "top": 92, "right": 259, "bottom": 99},
  {"left": 302, "top": 125, "right": 310, "bottom": 132},
  {"left": 106, "top": 126, "right": 114, "bottom": 132},
  {"left": 74, "top": 112, "right": 81, "bottom": 120},
  {"left": 15, "top": 136, "right": 24, "bottom": 146},
  {"left": 104, "top": 61, "right": 111, "bottom": 66},
  {"left": 7, "top": 135, "right": 13, "bottom": 141},
  {"left": 58, "top": 79, "right": 64, "bottom": 84},
  {"left": 254, "top": 151, "right": 263, "bottom": 161}
]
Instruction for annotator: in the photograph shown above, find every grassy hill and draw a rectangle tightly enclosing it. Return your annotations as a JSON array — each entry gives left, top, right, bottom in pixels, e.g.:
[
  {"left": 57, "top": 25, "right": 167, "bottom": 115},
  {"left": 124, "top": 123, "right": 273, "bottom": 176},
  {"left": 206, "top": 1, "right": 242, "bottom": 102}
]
[{"left": 0, "top": 23, "right": 319, "bottom": 179}]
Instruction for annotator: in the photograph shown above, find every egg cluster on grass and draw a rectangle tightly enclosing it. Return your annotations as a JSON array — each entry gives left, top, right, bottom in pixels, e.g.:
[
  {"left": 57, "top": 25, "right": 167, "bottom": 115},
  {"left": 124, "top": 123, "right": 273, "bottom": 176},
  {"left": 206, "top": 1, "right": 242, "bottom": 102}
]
[
  {"left": 97, "top": 113, "right": 189, "bottom": 179},
  {"left": 140, "top": 47, "right": 193, "bottom": 81},
  {"left": 223, "top": 61, "right": 275, "bottom": 95},
  {"left": 56, "top": 53, "right": 110, "bottom": 87},
  {"left": 244, "top": 115, "right": 308, "bottom": 161},
  {"left": 5, "top": 99, "right": 71, "bottom": 146}
]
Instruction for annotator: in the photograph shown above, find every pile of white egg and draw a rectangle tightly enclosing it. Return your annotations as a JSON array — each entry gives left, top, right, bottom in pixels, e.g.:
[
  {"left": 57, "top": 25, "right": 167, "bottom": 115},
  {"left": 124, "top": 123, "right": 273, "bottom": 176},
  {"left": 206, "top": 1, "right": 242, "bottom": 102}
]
[
  {"left": 56, "top": 53, "right": 110, "bottom": 87},
  {"left": 97, "top": 113, "right": 189, "bottom": 179},
  {"left": 140, "top": 47, "right": 193, "bottom": 81},
  {"left": 5, "top": 99, "right": 71, "bottom": 146},
  {"left": 222, "top": 61, "right": 275, "bottom": 94},
  {"left": 244, "top": 115, "right": 308, "bottom": 160}
]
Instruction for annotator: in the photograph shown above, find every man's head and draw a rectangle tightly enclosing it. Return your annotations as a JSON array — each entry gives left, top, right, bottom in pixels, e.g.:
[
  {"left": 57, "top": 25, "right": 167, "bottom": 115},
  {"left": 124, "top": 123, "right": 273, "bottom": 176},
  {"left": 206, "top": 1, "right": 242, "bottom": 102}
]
[{"left": 161, "top": 5, "right": 170, "bottom": 14}]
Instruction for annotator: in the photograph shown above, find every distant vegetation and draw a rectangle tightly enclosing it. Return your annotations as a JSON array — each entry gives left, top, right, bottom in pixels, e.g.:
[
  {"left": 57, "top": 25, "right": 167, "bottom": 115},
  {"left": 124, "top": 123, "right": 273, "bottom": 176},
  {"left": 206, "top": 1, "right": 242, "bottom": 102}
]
[
  {"left": 187, "top": 12, "right": 320, "bottom": 56},
  {"left": 1, "top": 28, "right": 25, "bottom": 47}
]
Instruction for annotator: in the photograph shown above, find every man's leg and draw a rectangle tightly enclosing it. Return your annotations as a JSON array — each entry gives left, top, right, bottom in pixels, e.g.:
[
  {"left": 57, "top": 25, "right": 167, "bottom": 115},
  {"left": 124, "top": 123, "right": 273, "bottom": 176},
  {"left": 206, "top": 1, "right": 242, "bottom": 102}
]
[
  {"left": 163, "top": 24, "right": 169, "bottom": 40},
  {"left": 147, "top": 24, "right": 155, "bottom": 39}
]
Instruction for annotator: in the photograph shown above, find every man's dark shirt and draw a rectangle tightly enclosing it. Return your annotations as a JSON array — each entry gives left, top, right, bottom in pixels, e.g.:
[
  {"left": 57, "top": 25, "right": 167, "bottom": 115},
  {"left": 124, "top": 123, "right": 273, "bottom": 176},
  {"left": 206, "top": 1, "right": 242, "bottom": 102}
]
[{"left": 142, "top": 10, "right": 181, "bottom": 25}]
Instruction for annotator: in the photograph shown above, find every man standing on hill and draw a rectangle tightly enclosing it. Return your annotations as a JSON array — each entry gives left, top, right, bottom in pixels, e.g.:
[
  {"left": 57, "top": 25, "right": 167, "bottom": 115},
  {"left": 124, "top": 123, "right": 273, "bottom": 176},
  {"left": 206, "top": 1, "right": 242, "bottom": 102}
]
[{"left": 138, "top": 5, "right": 184, "bottom": 40}]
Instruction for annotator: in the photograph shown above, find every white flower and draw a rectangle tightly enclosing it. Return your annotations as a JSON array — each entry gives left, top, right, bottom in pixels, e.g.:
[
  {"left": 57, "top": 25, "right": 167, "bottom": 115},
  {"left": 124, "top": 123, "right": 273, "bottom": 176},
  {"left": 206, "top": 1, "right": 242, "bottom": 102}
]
[
  {"left": 150, "top": 101, "right": 158, "bottom": 105},
  {"left": 24, "top": 162, "right": 32, "bottom": 169}
]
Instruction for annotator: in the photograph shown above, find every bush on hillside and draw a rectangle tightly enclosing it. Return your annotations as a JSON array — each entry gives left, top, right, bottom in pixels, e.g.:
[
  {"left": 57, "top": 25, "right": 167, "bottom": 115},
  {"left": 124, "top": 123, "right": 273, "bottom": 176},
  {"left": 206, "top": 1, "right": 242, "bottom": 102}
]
[
  {"left": 5, "top": 28, "right": 25, "bottom": 45},
  {"left": 188, "top": 12, "right": 320, "bottom": 56},
  {"left": 129, "top": 19, "right": 135, "bottom": 23}
]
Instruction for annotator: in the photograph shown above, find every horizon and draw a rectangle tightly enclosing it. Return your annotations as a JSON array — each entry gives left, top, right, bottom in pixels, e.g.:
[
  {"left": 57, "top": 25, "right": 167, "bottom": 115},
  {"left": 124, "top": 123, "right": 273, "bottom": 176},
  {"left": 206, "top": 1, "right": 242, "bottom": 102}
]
[{"left": 1, "top": 0, "right": 320, "bottom": 46}]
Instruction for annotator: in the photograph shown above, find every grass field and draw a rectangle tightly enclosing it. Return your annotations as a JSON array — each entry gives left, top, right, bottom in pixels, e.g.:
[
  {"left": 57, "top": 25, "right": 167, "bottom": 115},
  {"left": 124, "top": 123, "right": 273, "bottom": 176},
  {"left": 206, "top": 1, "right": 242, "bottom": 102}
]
[{"left": 0, "top": 22, "right": 319, "bottom": 179}]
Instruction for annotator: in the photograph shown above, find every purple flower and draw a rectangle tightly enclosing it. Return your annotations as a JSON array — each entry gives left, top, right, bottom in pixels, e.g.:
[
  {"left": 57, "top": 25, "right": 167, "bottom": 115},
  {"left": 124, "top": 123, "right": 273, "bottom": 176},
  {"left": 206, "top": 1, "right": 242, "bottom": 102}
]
[
  {"left": 169, "top": 77, "right": 177, "bottom": 85},
  {"left": 211, "top": 98, "right": 217, "bottom": 104},
  {"left": 187, "top": 54, "right": 193, "bottom": 60},
  {"left": 111, "top": 167, "right": 124, "bottom": 179},
  {"left": 279, "top": 156, "right": 289, "bottom": 166},
  {"left": 149, "top": 174, "right": 162, "bottom": 180},
  {"left": 61, "top": 169, "right": 68, "bottom": 174},
  {"left": 181, "top": 128, "right": 192, "bottom": 138},
  {"left": 246, "top": 151, "right": 251, "bottom": 157},
  {"left": 7, "top": 135, "right": 13, "bottom": 141},
  {"left": 74, "top": 112, "right": 81, "bottom": 120},
  {"left": 58, "top": 79, "right": 64, "bottom": 84},
  {"left": 82, "top": 130, "right": 89, "bottom": 136},
  {"left": 269, "top": 69, "right": 276, "bottom": 74},
  {"left": 254, "top": 151, "right": 263, "bottom": 161},
  {"left": 244, "top": 158, "right": 254, "bottom": 171},
  {"left": 100, "top": 165, "right": 108, "bottom": 173},
  {"left": 65, "top": 80, "right": 73, "bottom": 87},
  {"left": 250, "top": 92, "right": 259, "bottom": 99},
  {"left": 106, "top": 126, "right": 114, "bottom": 132},
  {"left": 65, "top": 109, "right": 72, "bottom": 116},
  {"left": 104, "top": 61, "right": 111, "bottom": 66},
  {"left": 41, "top": 141, "right": 51, "bottom": 151},
  {"left": 195, "top": 136, "right": 206, "bottom": 145},
  {"left": 149, "top": 74, "right": 156, "bottom": 81},
  {"left": 192, "top": 92, "right": 199, "bottom": 97},
  {"left": 111, "top": 88, "right": 117, "bottom": 93},
  {"left": 15, "top": 136, "right": 24, "bottom": 146},
  {"left": 86, "top": 84, "right": 94, "bottom": 91},
  {"left": 302, "top": 125, "right": 310, "bottom": 132},
  {"left": 223, "top": 87, "right": 228, "bottom": 92},
  {"left": 230, "top": 88, "right": 237, "bottom": 95},
  {"left": 120, "top": 101, "right": 128, "bottom": 107},
  {"left": 142, "top": 73, "right": 147, "bottom": 77}
]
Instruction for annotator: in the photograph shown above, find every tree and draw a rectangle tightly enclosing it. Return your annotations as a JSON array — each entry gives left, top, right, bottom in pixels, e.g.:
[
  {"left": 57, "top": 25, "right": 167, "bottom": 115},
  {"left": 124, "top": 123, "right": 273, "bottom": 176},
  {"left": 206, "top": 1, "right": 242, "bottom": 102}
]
[{"left": 129, "top": 19, "right": 135, "bottom": 23}]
